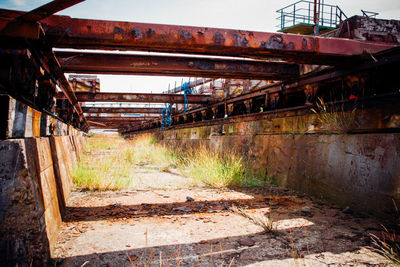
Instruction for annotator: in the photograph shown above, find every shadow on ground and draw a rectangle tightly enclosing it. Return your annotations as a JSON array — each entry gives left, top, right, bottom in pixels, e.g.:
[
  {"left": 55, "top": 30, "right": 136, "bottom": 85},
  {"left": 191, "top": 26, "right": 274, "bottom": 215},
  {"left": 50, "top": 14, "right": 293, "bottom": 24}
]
[{"left": 53, "top": 187, "right": 386, "bottom": 266}]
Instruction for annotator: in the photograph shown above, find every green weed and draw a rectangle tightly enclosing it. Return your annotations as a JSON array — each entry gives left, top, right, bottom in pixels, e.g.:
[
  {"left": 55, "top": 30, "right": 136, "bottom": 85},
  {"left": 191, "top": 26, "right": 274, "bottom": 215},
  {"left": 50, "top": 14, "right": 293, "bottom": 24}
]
[
  {"left": 178, "top": 146, "right": 268, "bottom": 188},
  {"left": 72, "top": 140, "right": 134, "bottom": 191}
]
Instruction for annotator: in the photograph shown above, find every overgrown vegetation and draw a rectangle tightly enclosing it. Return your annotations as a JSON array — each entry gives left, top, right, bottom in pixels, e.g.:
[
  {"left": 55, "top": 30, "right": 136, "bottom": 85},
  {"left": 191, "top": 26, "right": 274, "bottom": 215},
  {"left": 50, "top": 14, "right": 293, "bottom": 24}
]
[
  {"left": 72, "top": 135, "right": 133, "bottom": 190},
  {"left": 84, "top": 134, "right": 121, "bottom": 151},
  {"left": 123, "top": 135, "right": 177, "bottom": 170},
  {"left": 72, "top": 134, "right": 271, "bottom": 191},
  {"left": 311, "top": 97, "right": 357, "bottom": 133},
  {"left": 179, "top": 146, "right": 269, "bottom": 188}
]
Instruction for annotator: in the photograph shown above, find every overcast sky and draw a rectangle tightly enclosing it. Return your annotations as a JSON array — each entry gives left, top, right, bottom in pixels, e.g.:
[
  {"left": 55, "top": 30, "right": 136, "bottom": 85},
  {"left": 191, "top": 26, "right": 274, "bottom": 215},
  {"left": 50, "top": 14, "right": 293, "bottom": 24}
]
[{"left": 1, "top": 0, "right": 400, "bottom": 93}]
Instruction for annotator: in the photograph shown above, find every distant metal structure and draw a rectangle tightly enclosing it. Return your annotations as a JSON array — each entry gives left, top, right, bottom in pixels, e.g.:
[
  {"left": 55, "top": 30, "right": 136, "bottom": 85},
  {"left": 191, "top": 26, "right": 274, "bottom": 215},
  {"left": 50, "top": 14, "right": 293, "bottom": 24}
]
[
  {"left": 276, "top": 0, "right": 347, "bottom": 35},
  {"left": 68, "top": 74, "right": 100, "bottom": 92},
  {"left": 361, "top": 10, "right": 379, "bottom": 18}
]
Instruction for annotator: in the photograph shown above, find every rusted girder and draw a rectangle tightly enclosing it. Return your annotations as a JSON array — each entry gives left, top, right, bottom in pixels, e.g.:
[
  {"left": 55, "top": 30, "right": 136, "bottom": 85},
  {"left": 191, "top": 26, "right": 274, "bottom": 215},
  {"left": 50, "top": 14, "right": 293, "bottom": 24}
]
[
  {"left": 82, "top": 107, "right": 166, "bottom": 114},
  {"left": 0, "top": 9, "right": 395, "bottom": 64},
  {"left": 87, "top": 117, "right": 156, "bottom": 123},
  {"left": 87, "top": 116, "right": 157, "bottom": 121},
  {"left": 57, "top": 92, "right": 211, "bottom": 104},
  {"left": 86, "top": 114, "right": 160, "bottom": 118},
  {"left": 0, "top": 1, "right": 86, "bottom": 39},
  {"left": 56, "top": 52, "right": 300, "bottom": 80}
]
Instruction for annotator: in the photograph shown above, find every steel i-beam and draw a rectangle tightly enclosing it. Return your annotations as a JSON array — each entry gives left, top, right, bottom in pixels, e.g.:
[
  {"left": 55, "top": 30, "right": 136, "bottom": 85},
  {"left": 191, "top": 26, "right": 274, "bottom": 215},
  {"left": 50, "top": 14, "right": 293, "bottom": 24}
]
[
  {"left": 56, "top": 51, "right": 300, "bottom": 80},
  {"left": 0, "top": 9, "right": 396, "bottom": 64},
  {"left": 57, "top": 92, "right": 211, "bottom": 104}
]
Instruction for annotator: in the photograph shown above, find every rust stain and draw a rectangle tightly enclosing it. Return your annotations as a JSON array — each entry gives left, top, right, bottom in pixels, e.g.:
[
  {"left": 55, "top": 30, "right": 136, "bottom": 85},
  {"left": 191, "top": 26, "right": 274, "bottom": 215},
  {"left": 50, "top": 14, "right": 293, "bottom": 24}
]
[{"left": 32, "top": 109, "right": 41, "bottom": 137}]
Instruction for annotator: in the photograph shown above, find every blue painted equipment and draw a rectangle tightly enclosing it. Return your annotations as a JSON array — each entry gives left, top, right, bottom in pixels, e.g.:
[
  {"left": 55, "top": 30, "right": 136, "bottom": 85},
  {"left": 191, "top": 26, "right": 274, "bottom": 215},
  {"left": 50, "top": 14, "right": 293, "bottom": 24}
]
[
  {"left": 182, "top": 82, "right": 196, "bottom": 115},
  {"left": 161, "top": 104, "right": 173, "bottom": 131}
]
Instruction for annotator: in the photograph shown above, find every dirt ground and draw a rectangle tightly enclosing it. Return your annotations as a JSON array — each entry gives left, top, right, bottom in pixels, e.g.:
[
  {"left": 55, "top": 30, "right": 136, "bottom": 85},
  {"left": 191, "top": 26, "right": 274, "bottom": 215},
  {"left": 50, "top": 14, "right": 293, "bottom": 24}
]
[{"left": 53, "top": 147, "right": 390, "bottom": 266}]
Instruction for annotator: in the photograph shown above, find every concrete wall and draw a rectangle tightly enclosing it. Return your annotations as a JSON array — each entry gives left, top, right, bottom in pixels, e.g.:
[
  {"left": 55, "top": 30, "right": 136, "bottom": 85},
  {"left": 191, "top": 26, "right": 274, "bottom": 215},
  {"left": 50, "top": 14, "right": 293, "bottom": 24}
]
[
  {"left": 0, "top": 135, "right": 84, "bottom": 266},
  {"left": 160, "top": 121, "right": 400, "bottom": 218}
]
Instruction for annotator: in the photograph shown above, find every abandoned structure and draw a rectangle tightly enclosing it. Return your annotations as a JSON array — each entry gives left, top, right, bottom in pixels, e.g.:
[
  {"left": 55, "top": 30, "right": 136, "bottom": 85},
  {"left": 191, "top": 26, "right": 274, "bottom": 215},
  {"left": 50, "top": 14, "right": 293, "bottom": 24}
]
[{"left": 1, "top": 0, "right": 400, "bottom": 265}]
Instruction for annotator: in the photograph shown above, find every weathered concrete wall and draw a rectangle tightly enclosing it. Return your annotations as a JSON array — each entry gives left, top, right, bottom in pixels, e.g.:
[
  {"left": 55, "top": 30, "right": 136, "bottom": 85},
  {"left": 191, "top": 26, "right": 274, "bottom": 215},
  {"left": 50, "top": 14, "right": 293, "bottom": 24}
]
[
  {"left": 50, "top": 136, "right": 83, "bottom": 214},
  {"left": 27, "top": 138, "right": 62, "bottom": 254},
  {"left": 0, "top": 139, "right": 50, "bottom": 266},
  {"left": 160, "top": 121, "right": 400, "bottom": 217},
  {"left": 0, "top": 136, "right": 84, "bottom": 266}
]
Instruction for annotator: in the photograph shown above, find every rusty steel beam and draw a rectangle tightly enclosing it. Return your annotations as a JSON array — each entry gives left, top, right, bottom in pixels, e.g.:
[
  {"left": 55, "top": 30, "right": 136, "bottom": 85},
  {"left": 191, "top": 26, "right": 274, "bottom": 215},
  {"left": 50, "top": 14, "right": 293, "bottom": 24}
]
[
  {"left": 40, "top": 13, "right": 395, "bottom": 64},
  {"left": 0, "top": 9, "right": 395, "bottom": 64},
  {"left": 56, "top": 52, "right": 300, "bottom": 79},
  {"left": 0, "top": 1, "right": 85, "bottom": 39},
  {"left": 16, "top": 0, "right": 86, "bottom": 22},
  {"left": 87, "top": 117, "right": 156, "bottom": 123},
  {"left": 87, "top": 116, "right": 159, "bottom": 122},
  {"left": 86, "top": 114, "right": 160, "bottom": 118},
  {"left": 82, "top": 107, "right": 165, "bottom": 114},
  {"left": 57, "top": 92, "right": 211, "bottom": 104}
]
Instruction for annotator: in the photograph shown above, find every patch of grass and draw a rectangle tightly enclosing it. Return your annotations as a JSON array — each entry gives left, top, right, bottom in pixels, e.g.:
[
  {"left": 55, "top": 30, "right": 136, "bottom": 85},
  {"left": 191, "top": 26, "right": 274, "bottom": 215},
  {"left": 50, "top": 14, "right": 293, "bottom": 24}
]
[
  {"left": 178, "top": 147, "right": 268, "bottom": 188},
  {"left": 72, "top": 162, "right": 133, "bottom": 191},
  {"left": 75, "top": 133, "right": 272, "bottom": 190},
  {"left": 72, "top": 138, "right": 134, "bottom": 191},
  {"left": 230, "top": 205, "right": 277, "bottom": 233},
  {"left": 311, "top": 97, "right": 357, "bottom": 133},
  {"left": 84, "top": 134, "right": 120, "bottom": 151},
  {"left": 125, "top": 134, "right": 177, "bottom": 170}
]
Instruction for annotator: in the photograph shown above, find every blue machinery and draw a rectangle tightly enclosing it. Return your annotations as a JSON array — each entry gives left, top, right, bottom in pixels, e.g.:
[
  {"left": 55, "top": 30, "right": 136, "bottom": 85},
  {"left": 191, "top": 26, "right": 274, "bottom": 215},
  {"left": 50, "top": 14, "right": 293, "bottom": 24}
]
[
  {"left": 161, "top": 81, "right": 196, "bottom": 131},
  {"left": 161, "top": 104, "right": 172, "bottom": 131}
]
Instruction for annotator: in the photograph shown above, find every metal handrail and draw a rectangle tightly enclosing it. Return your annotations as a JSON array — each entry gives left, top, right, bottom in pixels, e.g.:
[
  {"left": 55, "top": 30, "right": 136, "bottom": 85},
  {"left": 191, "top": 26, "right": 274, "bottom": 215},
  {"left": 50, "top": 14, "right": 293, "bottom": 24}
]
[{"left": 276, "top": 0, "right": 347, "bottom": 31}]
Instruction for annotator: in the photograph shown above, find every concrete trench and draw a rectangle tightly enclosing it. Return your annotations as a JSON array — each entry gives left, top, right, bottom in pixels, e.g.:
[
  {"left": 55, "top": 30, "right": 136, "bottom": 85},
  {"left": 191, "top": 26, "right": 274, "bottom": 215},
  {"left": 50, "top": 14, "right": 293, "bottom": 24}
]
[
  {"left": 1, "top": 127, "right": 400, "bottom": 265},
  {"left": 1, "top": 3, "right": 400, "bottom": 265}
]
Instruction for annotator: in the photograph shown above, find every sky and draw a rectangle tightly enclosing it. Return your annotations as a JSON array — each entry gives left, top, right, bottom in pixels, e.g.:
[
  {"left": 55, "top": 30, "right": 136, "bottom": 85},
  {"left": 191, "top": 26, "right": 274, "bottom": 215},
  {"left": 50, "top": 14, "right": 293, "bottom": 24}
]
[{"left": 1, "top": 0, "right": 400, "bottom": 93}]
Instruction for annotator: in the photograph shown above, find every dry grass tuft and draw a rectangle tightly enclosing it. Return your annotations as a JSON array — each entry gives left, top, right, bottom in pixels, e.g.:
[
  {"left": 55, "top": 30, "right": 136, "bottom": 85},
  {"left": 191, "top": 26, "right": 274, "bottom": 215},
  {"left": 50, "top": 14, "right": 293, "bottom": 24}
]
[
  {"left": 230, "top": 205, "right": 276, "bottom": 233},
  {"left": 311, "top": 97, "right": 357, "bottom": 133},
  {"left": 369, "top": 200, "right": 400, "bottom": 265},
  {"left": 370, "top": 227, "right": 400, "bottom": 265}
]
